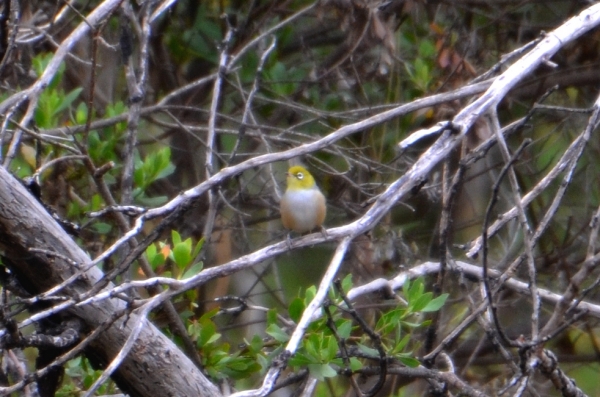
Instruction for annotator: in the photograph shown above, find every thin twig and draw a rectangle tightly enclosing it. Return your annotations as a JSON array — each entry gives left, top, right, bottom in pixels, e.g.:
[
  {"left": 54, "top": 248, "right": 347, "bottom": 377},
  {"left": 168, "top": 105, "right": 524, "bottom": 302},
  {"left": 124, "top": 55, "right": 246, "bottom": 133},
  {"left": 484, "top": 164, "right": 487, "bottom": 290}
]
[{"left": 481, "top": 138, "right": 531, "bottom": 347}]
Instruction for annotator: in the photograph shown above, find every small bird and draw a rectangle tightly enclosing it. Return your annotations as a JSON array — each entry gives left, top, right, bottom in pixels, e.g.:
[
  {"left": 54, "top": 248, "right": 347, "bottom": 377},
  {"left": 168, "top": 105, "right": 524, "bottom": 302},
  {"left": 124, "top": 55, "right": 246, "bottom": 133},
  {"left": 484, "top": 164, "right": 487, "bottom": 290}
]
[{"left": 280, "top": 165, "right": 326, "bottom": 234}]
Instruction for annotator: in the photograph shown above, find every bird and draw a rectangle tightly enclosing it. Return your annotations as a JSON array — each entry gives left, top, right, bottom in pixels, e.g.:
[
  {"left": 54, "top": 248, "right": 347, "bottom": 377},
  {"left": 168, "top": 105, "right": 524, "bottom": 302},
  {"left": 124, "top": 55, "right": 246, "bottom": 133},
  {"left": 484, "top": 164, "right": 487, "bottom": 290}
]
[{"left": 280, "top": 165, "right": 326, "bottom": 234}]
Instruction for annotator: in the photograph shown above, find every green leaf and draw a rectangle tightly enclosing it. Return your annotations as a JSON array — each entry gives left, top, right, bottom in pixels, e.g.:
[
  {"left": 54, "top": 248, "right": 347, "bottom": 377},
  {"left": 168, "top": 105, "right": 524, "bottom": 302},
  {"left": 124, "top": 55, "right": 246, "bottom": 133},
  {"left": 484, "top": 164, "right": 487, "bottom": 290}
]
[
  {"left": 179, "top": 309, "right": 194, "bottom": 321},
  {"left": 173, "top": 240, "right": 193, "bottom": 270},
  {"left": 349, "top": 357, "right": 362, "bottom": 371},
  {"left": 376, "top": 308, "right": 405, "bottom": 335},
  {"left": 266, "top": 324, "right": 289, "bottom": 343},
  {"left": 171, "top": 230, "right": 182, "bottom": 246},
  {"left": 32, "top": 53, "right": 53, "bottom": 76},
  {"left": 324, "top": 336, "right": 338, "bottom": 361},
  {"left": 418, "top": 39, "right": 436, "bottom": 58},
  {"left": 401, "top": 321, "right": 423, "bottom": 328},
  {"left": 156, "top": 160, "right": 175, "bottom": 181},
  {"left": 134, "top": 193, "right": 168, "bottom": 206},
  {"left": 257, "top": 354, "right": 269, "bottom": 371},
  {"left": 199, "top": 308, "right": 219, "bottom": 325},
  {"left": 106, "top": 100, "right": 127, "bottom": 117},
  {"left": 341, "top": 274, "right": 353, "bottom": 292},
  {"left": 422, "top": 293, "right": 449, "bottom": 312},
  {"left": 198, "top": 319, "right": 220, "bottom": 347},
  {"left": 266, "top": 308, "right": 278, "bottom": 325},
  {"left": 398, "top": 356, "right": 420, "bottom": 368},
  {"left": 146, "top": 244, "right": 166, "bottom": 270},
  {"left": 411, "top": 292, "right": 433, "bottom": 312},
  {"left": 55, "top": 87, "right": 83, "bottom": 115},
  {"left": 75, "top": 102, "right": 88, "bottom": 124},
  {"left": 267, "top": 62, "right": 290, "bottom": 96},
  {"left": 182, "top": 261, "right": 203, "bottom": 279},
  {"left": 135, "top": 147, "right": 175, "bottom": 190},
  {"left": 392, "top": 333, "right": 411, "bottom": 355},
  {"left": 205, "top": 333, "right": 221, "bottom": 345},
  {"left": 192, "top": 237, "right": 205, "bottom": 259},
  {"left": 145, "top": 243, "right": 157, "bottom": 260},
  {"left": 308, "top": 363, "right": 337, "bottom": 381},
  {"left": 304, "top": 286, "right": 316, "bottom": 306},
  {"left": 92, "top": 222, "right": 112, "bottom": 234},
  {"left": 407, "top": 278, "right": 425, "bottom": 303},
  {"left": 289, "top": 352, "right": 312, "bottom": 367},
  {"left": 357, "top": 343, "right": 379, "bottom": 358},
  {"left": 337, "top": 320, "right": 352, "bottom": 339},
  {"left": 288, "top": 298, "right": 305, "bottom": 323},
  {"left": 249, "top": 335, "right": 264, "bottom": 353},
  {"left": 305, "top": 334, "right": 320, "bottom": 360},
  {"left": 413, "top": 58, "right": 431, "bottom": 90}
]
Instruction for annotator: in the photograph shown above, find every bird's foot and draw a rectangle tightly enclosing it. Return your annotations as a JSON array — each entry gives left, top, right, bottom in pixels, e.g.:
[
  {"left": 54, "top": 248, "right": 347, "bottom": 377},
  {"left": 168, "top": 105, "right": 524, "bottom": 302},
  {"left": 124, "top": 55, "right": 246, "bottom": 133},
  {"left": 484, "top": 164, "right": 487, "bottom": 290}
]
[{"left": 319, "top": 225, "right": 328, "bottom": 239}]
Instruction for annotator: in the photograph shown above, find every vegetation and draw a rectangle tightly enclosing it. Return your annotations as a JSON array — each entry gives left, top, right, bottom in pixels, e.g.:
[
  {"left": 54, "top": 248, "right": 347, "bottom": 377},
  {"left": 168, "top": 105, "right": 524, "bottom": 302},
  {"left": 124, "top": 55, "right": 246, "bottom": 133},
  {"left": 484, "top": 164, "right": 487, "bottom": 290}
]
[{"left": 0, "top": 1, "right": 598, "bottom": 396}]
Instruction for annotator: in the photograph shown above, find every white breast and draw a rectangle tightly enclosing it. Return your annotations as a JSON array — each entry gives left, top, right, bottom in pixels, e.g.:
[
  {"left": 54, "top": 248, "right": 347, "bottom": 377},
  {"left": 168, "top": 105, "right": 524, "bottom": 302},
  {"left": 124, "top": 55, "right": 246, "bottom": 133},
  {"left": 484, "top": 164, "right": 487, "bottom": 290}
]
[{"left": 281, "top": 188, "right": 325, "bottom": 232}]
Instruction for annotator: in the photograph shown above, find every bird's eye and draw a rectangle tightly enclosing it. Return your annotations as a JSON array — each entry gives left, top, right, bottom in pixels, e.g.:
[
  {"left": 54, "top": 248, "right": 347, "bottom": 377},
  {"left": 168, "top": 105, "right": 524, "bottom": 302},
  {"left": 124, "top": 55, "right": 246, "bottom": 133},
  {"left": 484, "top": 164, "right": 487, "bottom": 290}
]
[{"left": 296, "top": 172, "right": 304, "bottom": 180}]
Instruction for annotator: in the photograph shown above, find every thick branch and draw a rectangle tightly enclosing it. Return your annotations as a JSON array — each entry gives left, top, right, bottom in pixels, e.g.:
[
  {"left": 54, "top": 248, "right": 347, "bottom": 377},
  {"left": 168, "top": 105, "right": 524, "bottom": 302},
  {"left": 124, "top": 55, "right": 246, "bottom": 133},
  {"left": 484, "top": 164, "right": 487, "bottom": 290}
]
[{"left": 0, "top": 166, "right": 220, "bottom": 397}]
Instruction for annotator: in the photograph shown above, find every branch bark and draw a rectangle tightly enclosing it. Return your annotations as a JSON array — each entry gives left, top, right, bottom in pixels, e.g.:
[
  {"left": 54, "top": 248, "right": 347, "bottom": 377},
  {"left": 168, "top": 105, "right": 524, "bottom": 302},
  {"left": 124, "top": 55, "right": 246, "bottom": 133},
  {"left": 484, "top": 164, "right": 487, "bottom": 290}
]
[{"left": 0, "top": 166, "right": 221, "bottom": 397}]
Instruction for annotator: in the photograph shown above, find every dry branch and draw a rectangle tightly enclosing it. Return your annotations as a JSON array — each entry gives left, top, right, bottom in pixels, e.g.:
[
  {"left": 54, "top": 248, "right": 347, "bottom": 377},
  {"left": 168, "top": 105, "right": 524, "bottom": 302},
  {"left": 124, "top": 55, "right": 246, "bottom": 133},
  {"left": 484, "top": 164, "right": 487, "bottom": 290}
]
[{"left": 0, "top": 166, "right": 221, "bottom": 397}]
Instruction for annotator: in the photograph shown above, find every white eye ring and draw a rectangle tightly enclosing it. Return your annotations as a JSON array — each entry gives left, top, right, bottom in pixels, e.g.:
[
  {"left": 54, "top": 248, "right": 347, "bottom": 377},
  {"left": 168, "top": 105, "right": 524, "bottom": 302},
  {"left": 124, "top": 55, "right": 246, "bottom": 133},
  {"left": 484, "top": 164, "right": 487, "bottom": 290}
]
[{"left": 296, "top": 172, "right": 304, "bottom": 180}]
